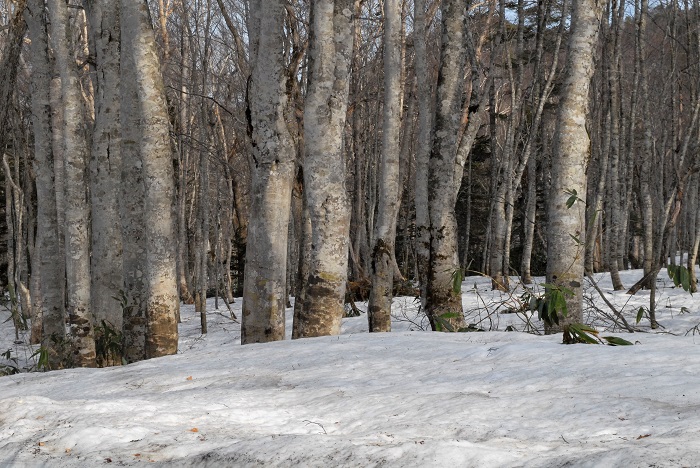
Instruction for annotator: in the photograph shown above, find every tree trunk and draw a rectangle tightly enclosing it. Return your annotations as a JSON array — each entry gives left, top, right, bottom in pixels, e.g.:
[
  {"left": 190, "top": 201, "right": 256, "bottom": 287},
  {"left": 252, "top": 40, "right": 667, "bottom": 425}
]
[
  {"left": 425, "top": 0, "right": 468, "bottom": 332},
  {"left": 86, "top": 0, "right": 124, "bottom": 332},
  {"left": 120, "top": 6, "right": 147, "bottom": 362},
  {"left": 26, "top": 0, "right": 66, "bottom": 366},
  {"left": 241, "top": 0, "right": 297, "bottom": 344},
  {"left": 48, "top": 0, "right": 97, "bottom": 367},
  {"left": 296, "top": 0, "right": 354, "bottom": 337},
  {"left": 122, "top": 0, "right": 180, "bottom": 357},
  {"left": 368, "top": 0, "right": 402, "bottom": 333},
  {"left": 414, "top": 0, "right": 431, "bottom": 308},
  {"left": 546, "top": 0, "right": 602, "bottom": 335}
]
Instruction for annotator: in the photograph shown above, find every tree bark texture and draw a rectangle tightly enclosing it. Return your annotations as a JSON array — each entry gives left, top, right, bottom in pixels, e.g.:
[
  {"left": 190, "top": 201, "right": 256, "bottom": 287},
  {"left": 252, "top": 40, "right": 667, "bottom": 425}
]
[
  {"left": 26, "top": 0, "right": 66, "bottom": 366},
  {"left": 86, "top": 0, "right": 125, "bottom": 330},
  {"left": 241, "top": 0, "right": 297, "bottom": 344},
  {"left": 48, "top": 0, "right": 97, "bottom": 367},
  {"left": 368, "top": 0, "right": 401, "bottom": 333},
  {"left": 297, "top": 0, "right": 354, "bottom": 338},
  {"left": 122, "top": 0, "right": 180, "bottom": 357},
  {"left": 546, "top": 0, "right": 603, "bottom": 331},
  {"left": 426, "top": 0, "right": 468, "bottom": 332}
]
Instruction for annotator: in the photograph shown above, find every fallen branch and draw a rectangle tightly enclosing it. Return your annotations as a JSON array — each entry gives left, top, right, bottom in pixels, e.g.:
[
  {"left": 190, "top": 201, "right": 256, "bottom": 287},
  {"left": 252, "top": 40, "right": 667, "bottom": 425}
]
[{"left": 585, "top": 273, "right": 635, "bottom": 333}]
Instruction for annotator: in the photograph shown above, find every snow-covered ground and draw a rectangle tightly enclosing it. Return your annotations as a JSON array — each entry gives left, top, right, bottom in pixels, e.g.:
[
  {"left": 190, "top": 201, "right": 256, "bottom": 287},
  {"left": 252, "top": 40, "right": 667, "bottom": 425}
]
[{"left": 2, "top": 268, "right": 700, "bottom": 467}]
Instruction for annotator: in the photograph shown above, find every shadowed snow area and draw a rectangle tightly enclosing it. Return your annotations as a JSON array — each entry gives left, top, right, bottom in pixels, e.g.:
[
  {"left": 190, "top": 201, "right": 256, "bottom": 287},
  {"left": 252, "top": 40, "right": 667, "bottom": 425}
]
[{"left": 2, "top": 269, "right": 700, "bottom": 467}]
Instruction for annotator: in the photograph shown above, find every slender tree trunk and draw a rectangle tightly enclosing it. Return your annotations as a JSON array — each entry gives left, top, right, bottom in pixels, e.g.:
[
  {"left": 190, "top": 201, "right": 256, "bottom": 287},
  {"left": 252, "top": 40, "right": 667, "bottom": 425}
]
[
  {"left": 546, "top": 0, "right": 603, "bottom": 337},
  {"left": 414, "top": 0, "right": 431, "bottom": 309},
  {"left": 521, "top": 157, "right": 537, "bottom": 284},
  {"left": 48, "top": 0, "right": 97, "bottom": 367},
  {"left": 368, "top": 0, "right": 402, "bottom": 332},
  {"left": 26, "top": 0, "right": 66, "bottom": 365}
]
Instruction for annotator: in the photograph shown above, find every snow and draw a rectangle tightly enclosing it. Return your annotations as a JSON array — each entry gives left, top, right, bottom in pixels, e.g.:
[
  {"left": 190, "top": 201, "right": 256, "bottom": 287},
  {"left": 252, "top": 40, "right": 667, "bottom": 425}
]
[{"left": 2, "top": 268, "right": 700, "bottom": 467}]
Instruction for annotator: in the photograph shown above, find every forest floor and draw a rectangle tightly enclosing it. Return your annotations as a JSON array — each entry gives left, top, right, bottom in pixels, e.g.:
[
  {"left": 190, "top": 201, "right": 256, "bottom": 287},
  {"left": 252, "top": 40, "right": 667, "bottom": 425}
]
[{"left": 1, "top": 268, "right": 700, "bottom": 467}]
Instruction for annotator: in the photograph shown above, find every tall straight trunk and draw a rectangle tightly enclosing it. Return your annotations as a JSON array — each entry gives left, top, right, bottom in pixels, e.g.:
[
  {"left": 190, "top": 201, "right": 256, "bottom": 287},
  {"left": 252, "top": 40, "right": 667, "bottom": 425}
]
[
  {"left": 241, "top": 0, "right": 297, "bottom": 344},
  {"left": 296, "top": 0, "right": 354, "bottom": 338},
  {"left": 0, "top": 0, "right": 27, "bottom": 154},
  {"left": 86, "top": 0, "right": 124, "bottom": 331},
  {"left": 638, "top": 0, "right": 655, "bottom": 287},
  {"left": 688, "top": 176, "right": 700, "bottom": 292},
  {"left": 368, "top": 0, "right": 402, "bottom": 333},
  {"left": 120, "top": 3, "right": 147, "bottom": 362},
  {"left": 607, "top": 0, "right": 625, "bottom": 290},
  {"left": 546, "top": 0, "right": 603, "bottom": 336},
  {"left": 426, "top": 0, "right": 468, "bottom": 332},
  {"left": 27, "top": 0, "right": 66, "bottom": 366},
  {"left": 48, "top": 0, "right": 97, "bottom": 367},
  {"left": 415, "top": 0, "right": 435, "bottom": 292},
  {"left": 176, "top": 17, "right": 193, "bottom": 305},
  {"left": 521, "top": 156, "right": 537, "bottom": 284},
  {"left": 122, "top": 0, "right": 180, "bottom": 357}
]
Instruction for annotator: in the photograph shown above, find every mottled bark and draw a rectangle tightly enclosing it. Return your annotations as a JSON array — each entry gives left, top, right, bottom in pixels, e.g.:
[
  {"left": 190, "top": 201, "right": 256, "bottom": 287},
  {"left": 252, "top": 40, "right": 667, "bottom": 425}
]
[
  {"left": 296, "top": 0, "right": 354, "bottom": 338},
  {"left": 86, "top": 0, "right": 124, "bottom": 331},
  {"left": 120, "top": 2, "right": 147, "bottom": 363},
  {"left": 48, "top": 0, "right": 97, "bottom": 367},
  {"left": 368, "top": 0, "right": 401, "bottom": 333},
  {"left": 0, "top": 0, "right": 27, "bottom": 154},
  {"left": 426, "top": 0, "right": 468, "bottom": 331},
  {"left": 26, "top": 0, "right": 65, "bottom": 365},
  {"left": 241, "top": 0, "right": 296, "bottom": 344},
  {"left": 122, "top": 0, "right": 180, "bottom": 357},
  {"left": 546, "top": 0, "right": 603, "bottom": 332}
]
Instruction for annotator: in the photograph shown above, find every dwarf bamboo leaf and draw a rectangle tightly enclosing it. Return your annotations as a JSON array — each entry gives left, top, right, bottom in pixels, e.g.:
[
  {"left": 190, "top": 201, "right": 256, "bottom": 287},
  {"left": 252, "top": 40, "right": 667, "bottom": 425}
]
[{"left": 603, "top": 336, "right": 634, "bottom": 346}]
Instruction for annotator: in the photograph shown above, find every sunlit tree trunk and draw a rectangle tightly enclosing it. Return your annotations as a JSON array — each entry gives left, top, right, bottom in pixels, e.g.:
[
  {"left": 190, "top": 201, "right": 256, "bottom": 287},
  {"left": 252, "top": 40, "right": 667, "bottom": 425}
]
[
  {"left": 368, "top": 0, "right": 402, "bottom": 332},
  {"left": 546, "top": 0, "right": 603, "bottom": 336},
  {"left": 241, "top": 0, "right": 296, "bottom": 344},
  {"left": 296, "top": 0, "right": 354, "bottom": 337},
  {"left": 122, "top": 0, "right": 180, "bottom": 357},
  {"left": 48, "top": 0, "right": 97, "bottom": 367}
]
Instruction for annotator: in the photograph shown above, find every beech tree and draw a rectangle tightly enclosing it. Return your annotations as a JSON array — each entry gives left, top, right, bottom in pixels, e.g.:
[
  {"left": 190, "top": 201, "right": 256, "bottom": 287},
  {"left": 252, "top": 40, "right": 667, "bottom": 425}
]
[
  {"left": 241, "top": 0, "right": 297, "bottom": 344},
  {"left": 48, "top": 0, "right": 97, "bottom": 367},
  {"left": 368, "top": 0, "right": 402, "bottom": 333},
  {"left": 546, "top": 0, "right": 603, "bottom": 334},
  {"left": 121, "top": 0, "right": 180, "bottom": 358},
  {"left": 295, "top": 0, "right": 354, "bottom": 338}
]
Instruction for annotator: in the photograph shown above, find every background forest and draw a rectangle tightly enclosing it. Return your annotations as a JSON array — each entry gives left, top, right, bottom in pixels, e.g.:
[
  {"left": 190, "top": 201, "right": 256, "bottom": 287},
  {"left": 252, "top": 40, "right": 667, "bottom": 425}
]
[{"left": 1, "top": 0, "right": 700, "bottom": 368}]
